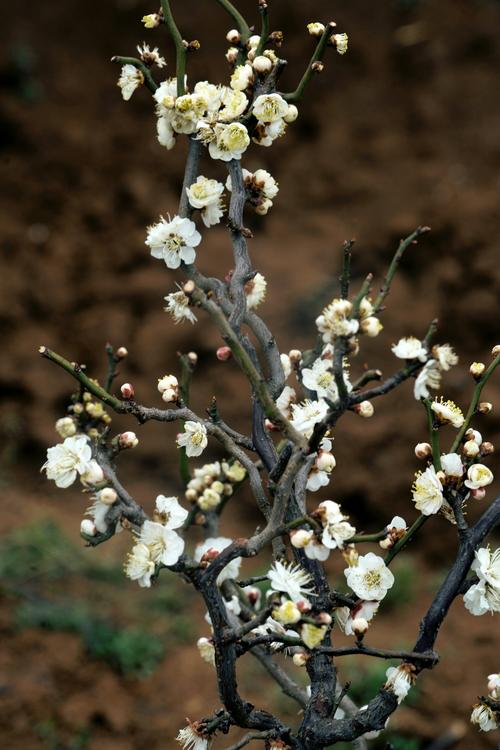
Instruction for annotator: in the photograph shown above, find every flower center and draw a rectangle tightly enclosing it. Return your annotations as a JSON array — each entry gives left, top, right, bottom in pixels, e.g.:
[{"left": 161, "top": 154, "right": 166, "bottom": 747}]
[
  {"left": 165, "top": 233, "right": 184, "bottom": 252},
  {"left": 364, "top": 570, "right": 381, "bottom": 589}
]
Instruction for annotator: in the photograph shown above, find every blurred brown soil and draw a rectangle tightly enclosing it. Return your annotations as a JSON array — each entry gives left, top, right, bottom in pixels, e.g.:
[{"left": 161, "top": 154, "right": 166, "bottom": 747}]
[{"left": 1, "top": 0, "right": 500, "bottom": 747}]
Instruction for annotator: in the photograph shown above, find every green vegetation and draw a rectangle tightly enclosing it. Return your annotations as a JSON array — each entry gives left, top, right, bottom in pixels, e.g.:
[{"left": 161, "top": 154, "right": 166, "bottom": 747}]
[{"left": 0, "top": 519, "right": 194, "bottom": 676}]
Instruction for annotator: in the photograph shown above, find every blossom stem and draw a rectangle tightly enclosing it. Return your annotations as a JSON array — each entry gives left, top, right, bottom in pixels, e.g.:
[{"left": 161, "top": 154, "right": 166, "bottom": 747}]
[
  {"left": 424, "top": 398, "right": 442, "bottom": 471},
  {"left": 351, "top": 273, "right": 373, "bottom": 317},
  {"left": 339, "top": 239, "right": 354, "bottom": 299},
  {"left": 384, "top": 514, "right": 428, "bottom": 565},
  {"left": 347, "top": 530, "right": 388, "bottom": 543},
  {"left": 284, "top": 22, "right": 336, "bottom": 103},
  {"left": 214, "top": 0, "right": 251, "bottom": 43},
  {"left": 110, "top": 56, "right": 158, "bottom": 92},
  {"left": 160, "top": 0, "right": 187, "bottom": 96},
  {"left": 285, "top": 515, "right": 322, "bottom": 532},
  {"left": 178, "top": 353, "right": 196, "bottom": 486},
  {"left": 352, "top": 369, "right": 383, "bottom": 391},
  {"left": 372, "top": 226, "right": 431, "bottom": 314},
  {"left": 254, "top": 5, "right": 270, "bottom": 58},
  {"left": 450, "top": 352, "right": 500, "bottom": 453}
]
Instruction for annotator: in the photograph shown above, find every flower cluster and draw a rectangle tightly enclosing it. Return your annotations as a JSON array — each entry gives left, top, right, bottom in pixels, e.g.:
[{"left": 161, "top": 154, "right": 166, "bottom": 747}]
[
  {"left": 184, "top": 459, "right": 247, "bottom": 512},
  {"left": 470, "top": 674, "right": 500, "bottom": 732}
]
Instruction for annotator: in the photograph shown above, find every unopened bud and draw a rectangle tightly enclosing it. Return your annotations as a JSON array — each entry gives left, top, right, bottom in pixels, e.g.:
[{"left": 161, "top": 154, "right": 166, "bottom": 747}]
[
  {"left": 202, "top": 548, "right": 220, "bottom": 562},
  {"left": 73, "top": 403, "right": 84, "bottom": 415},
  {"left": 436, "top": 470, "right": 446, "bottom": 484},
  {"left": 481, "top": 441, "right": 494, "bottom": 455},
  {"left": 99, "top": 488, "right": 118, "bottom": 505},
  {"left": 492, "top": 345, "right": 500, "bottom": 356},
  {"left": 116, "top": 346, "right": 128, "bottom": 359},
  {"left": 288, "top": 349, "right": 302, "bottom": 364},
  {"left": 253, "top": 55, "right": 273, "bottom": 74},
  {"left": 379, "top": 537, "right": 392, "bottom": 550},
  {"left": 187, "top": 351, "right": 198, "bottom": 366},
  {"left": 80, "top": 519, "right": 96, "bottom": 536},
  {"left": 118, "top": 431, "right": 139, "bottom": 449},
  {"left": 226, "top": 28, "right": 241, "bottom": 44},
  {"left": 290, "top": 529, "right": 314, "bottom": 549},
  {"left": 478, "top": 402, "right": 493, "bottom": 414},
  {"left": 183, "top": 280, "right": 196, "bottom": 295},
  {"left": 297, "top": 599, "right": 312, "bottom": 614},
  {"left": 352, "top": 617, "right": 369, "bottom": 637},
  {"left": 226, "top": 46, "right": 239, "bottom": 64},
  {"left": 471, "top": 487, "right": 486, "bottom": 501},
  {"left": 283, "top": 104, "right": 299, "bottom": 123},
  {"left": 360, "top": 316, "right": 383, "bottom": 337},
  {"left": 316, "top": 451, "right": 336, "bottom": 472},
  {"left": 265, "top": 418, "right": 277, "bottom": 430},
  {"left": 292, "top": 651, "right": 308, "bottom": 667},
  {"left": 466, "top": 428, "right": 483, "bottom": 445},
  {"left": 245, "top": 587, "right": 261, "bottom": 607},
  {"left": 316, "top": 612, "right": 332, "bottom": 625},
  {"left": 157, "top": 374, "right": 179, "bottom": 403},
  {"left": 463, "top": 440, "right": 480, "bottom": 458},
  {"left": 470, "top": 362, "right": 486, "bottom": 379},
  {"left": 247, "top": 34, "right": 261, "bottom": 49},
  {"left": 355, "top": 400, "right": 374, "bottom": 418},
  {"left": 415, "top": 442, "right": 432, "bottom": 460},
  {"left": 217, "top": 346, "right": 232, "bottom": 361},
  {"left": 185, "top": 488, "right": 198, "bottom": 503},
  {"left": 307, "top": 22, "right": 326, "bottom": 37},
  {"left": 120, "top": 382, "right": 134, "bottom": 399},
  {"left": 312, "top": 61, "right": 324, "bottom": 73},
  {"left": 142, "top": 13, "right": 160, "bottom": 29}
]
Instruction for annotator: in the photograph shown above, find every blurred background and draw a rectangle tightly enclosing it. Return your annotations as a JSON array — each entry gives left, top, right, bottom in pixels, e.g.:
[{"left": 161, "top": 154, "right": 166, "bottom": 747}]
[{"left": 1, "top": 0, "right": 500, "bottom": 748}]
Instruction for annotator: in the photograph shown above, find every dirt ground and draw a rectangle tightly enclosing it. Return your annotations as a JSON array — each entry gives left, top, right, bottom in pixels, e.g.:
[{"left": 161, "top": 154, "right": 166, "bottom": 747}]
[{"left": 1, "top": 0, "right": 500, "bottom": 748}]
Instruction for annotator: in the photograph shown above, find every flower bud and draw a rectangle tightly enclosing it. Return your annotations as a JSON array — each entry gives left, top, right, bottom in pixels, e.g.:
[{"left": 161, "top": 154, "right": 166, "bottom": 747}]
[
  {"left": 292, "top": 651, "right": 308, "bottom": 667},
  {"left": 80, "top": 519, "right": 96, "bottom": 536},
  {"left": 289, "top": 349, "right": 302, "bottom": 364},
  {"left": 466, "top": 428, "right": 483, "bottom": 445},
  {"left": 116, "top": 346, "right": 128, "bottom": 359},
  {"left": 290, "top": 529, "right": 314, "bottom": 548},
  {"left": 283, "top": 104, "right": 299, "bottom": 123},
  {"left": 471, "top": 487, "right": 486, "bottom": 501},
  {"left": 81, "top": 461, "right": 105, "bottom": 486},
  {"left": 187, "top": 351, "right": 198, "bottom": 366},
  {"left": 253, "top": 55, "right": 273, "bottom": 74},
  {"left": 297, "top": 599, "right": 312, "bottom": 614},
  {"left": 316, "top": 451, "right": 336, "bottom": 472},
  {"left": 379, "top": 537, "right": 392, "bottom": 550},
  {"left": 352, "top": 617, "right": 369, "bottom": 637},
  {"left": 99, "top": 487, "right": 118, "bottom": 505},
  {"left": 478, "top": 402, "right": 493, "bottom": 414},
  {"left": 185, "top": 488, "right": 198, "bottom": 503},
  {"left": 118, "top": 431, "right": 139, "bottom": 449},
  {"left": 415, "top": 442, "right": 432, "bottom": 459},
  {"left": 307, "top": 22, "right": 326, "bottom": 37},
  {"left": 470, "top": 362, "right": 485, "bottom": 379},
  {"left": 265, "top": 418, "right": 277, "bottom": 430},
  {"left": 355, "top": 401, "right": 374, "bottom": 418},
  {"left": 216, "top": 346, "right": 232, "bottom": 361},
  {"left": 142, "top": 13, "right": 160, "bottom": 29},
  {"left": 120, "top": 382, "right": 135, "bottom": 400},
  {"left": 360, "top": 316, "right": 383, "bottom": 337},
  {"left": 226, "top": 29, "right": 241, "bottom": 43},
  {"left": 226, "top": 47, "right": 239, "bottom": 64},
  {"left": 312, "top": 61, "right": 324, "bottom": 73},
  {"left": 158, "top": 374, "right": 179, "bottom": 403},
  {"left": 255, "top": 197, "right": 273, "bottom": 215},
  {"left": 183, "top": 280, "right": 196, "bottom": 295},
  {"left": 72, "top": 403, "right": 84, "bottom": 415},
  {"left": 247, "top": 34, "right": 261, "bottom": 49},
  {"left": 481, "top": 441, "right": 494, "bottom": 455},
  {"left": 463, "top": 439, "right": 480, "bottom": 458},
  {"left": 55, "top": 417, "right": 77, "bottom": 438},
  {"left": 436, "top": 470, "right": 446, "bottom": 484},
  {"left": 491, "top": 345, "right": 500, "bottom": 356}
]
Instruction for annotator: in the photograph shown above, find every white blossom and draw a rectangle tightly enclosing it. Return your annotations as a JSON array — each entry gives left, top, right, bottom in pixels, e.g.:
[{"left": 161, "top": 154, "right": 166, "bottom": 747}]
[
  {"left": 253, "top": 169, "right": 279, "bottom": 200},
  {"left": 463, "top": 547, "right": 500, "bottom": 615},
  {"left": 440, "top": 452, "right": 464, "bottom": 478},
  {"left": 177, "top": 421, "right": 208, "bottom": 457},
  {"left": 186, "top": 176, "right": 225, "bottom": 228},
  {"left": 412, "top": 465, "right": 444, "bottom": 515},
  {"left": 316, "top": 298, "right": 359, "bottom": 343},
  {"left": 464, "top": 464, "right": 493, "bottom": 490},
  {"left": 276, "top": 386, "right": 296, "bottom": 419},
  {"left": 267, "top": 559, "right": 315, "bottom": 603},
  {"left": 432, "top": 343, "right": 459, "bottom": 371},
  {"left": 157, "top": 114, "right": 176, "bottom": 150},
  {"left": 117, "top": 64, "right": 143, "bottom": 101},
  {"left": 124, "top": 543, "right": 156, "bottom": 588},
  {"left": 42, "top": 435, "right": 93, "bottom": 488},
  {"left": 290, "top": 399, "right": 329, "bottom": 437},
  {"left": 176, "top": 725, "right": 208, "bottom": 750},
  {"left": 252, "top": 93, "right": 290, "bottom": 124},
  {"left": 85, "top": 496, "right": 112, "bottom": 534},
  {"left": 164, "top": 289, "right": 197, "bottom": 324},
  {"left": 333, "top": 32, "right": 349, "bottom": 55},
  {"left": 194, "top": 537, "right": 242, "bottom": 584},
  {"left": 80, "top": 459, "right": 105, "bottom": 486},
  {"left": 488, "top": 673, "right": 500, "bottom": 699},
  {"left": 391, "top": 336, "right": 427, "bottom": 362},
  {"left": 253, "top": 118, "right": 287, "bottom": 147},
  {"left": 344, "top": 552, "right": 394, "bottom": 601},
  {"left": 319, "top": 500, "right": 355, "bottom": 549},
  {"left": 307, "top": 22, "right": 326, "bottom": 36},
  {"left": 138, "top": 521, "right": 185, "bottom": 566},
  {"left": 155, "top": 495, "right": 188, "bottom": 528},
  {"left": 230, "top": 64, "right": 254, "bottom": 91},
  {"left": 385, "top": 665, "right": 415, "bottom": 703},
  {"left": 218, "top": 87, "right": 248, "bottom": 121},
  {"left": 414, "top": 359, "right": 441, "bottom": 400},
  {"left": 471, "top": 704, "right": 498, "bottom": 732},
  {"left": 208, "top": 122, "right": 250, "bottom": 161},
  {"left": 197, "top": 637, "right": 215, "bottom": 666},
  {"left": 302, "top": 358, "right": 339, "bottom": 400},
  {"left": 146, "top": 215, "right": 201, "bottom": 269},
  {"left": 245, "top": 272, "right": 267, "bottom": 309},
  {"left": 136, "top": 43, "right": 166, "bottom": 68},
  {"left": 431, "top": 398, "right": 464, "bottom": 428},
  {"left": 335, "top": 600, "right": 379, "bottom": 636}
]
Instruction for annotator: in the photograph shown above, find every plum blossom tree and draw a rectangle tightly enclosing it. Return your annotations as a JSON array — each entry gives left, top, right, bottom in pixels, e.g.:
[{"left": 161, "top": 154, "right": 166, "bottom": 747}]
[{"left": 39, "top": 2, "right": 500, "bottom": 748}]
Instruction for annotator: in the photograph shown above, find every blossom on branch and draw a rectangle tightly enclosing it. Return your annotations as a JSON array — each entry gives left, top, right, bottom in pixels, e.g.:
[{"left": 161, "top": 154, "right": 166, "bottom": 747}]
[
  {"left": 344, "top": 552, "right": 394, "bottom": 601},
  {"left": 146, "top": 215, "right": 201, "bottom": 269},
  {"left": 42, "top": 435, "right": 94, "bottom": 489},
  {"left": 177, "top": 421, "right": 208, "bottom": 457}
]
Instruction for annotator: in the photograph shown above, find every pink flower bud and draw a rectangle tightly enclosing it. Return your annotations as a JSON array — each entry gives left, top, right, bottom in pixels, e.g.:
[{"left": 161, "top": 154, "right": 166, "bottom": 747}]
[
  {"left": 471, "top": 488, "right": 486, "bottom": 501},
  {"left": 297, "top": 599, "right": 311, "bottom": 614},
  {"left": 265, "top": 419, "right": 277, "bottom": 430},
  {"left": 120, "top": 383, "right": 134, "bottom": 399},
  {"left": 216, "top": 346, "right": 232, "bottom": 361},
  {"left": 415, "top": 442, "right": 432, "bottom": 459},
  {"left": 316, "top": 612, "right": 332, "bottom": 625},
  {"left": 119, "top": 431, "right": 139, "bottom": 449}
]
